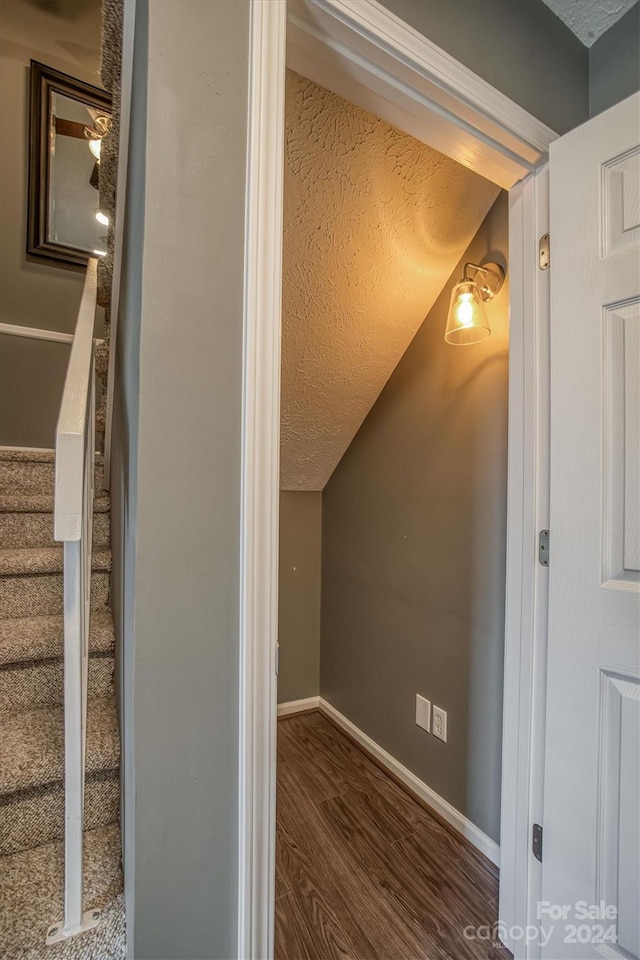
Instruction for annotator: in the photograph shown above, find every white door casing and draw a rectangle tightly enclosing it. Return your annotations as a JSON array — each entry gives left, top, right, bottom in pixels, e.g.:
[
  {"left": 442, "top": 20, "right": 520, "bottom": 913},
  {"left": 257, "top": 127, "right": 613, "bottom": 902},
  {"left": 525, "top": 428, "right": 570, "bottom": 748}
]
[
  {"left": 542, "top": 92, "right": 640, "bottom": 960},
  {"left": 240, "top": 2, "right": 557, "bottom": 957}
]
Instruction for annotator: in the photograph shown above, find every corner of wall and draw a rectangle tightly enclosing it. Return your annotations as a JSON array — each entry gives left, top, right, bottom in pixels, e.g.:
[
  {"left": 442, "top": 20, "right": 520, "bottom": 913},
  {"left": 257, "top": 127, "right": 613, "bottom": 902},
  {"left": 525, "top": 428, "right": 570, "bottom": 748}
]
[
  {"left": 589, "top": 4, "right": 640, "bottom": 118},
  {"left": 109, "top": 0, "right": 148, "bottom": 951}
]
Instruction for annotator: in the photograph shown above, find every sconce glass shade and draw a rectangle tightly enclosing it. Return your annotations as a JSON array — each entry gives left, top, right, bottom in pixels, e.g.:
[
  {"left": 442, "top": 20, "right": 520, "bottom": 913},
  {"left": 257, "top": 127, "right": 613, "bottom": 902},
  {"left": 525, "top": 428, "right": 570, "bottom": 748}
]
[
  {"left": 88, "top": 138, "right": 101, "bottom": 161},
  {"left": 444, "top": 280, "right": 491, "bottom": 345}
]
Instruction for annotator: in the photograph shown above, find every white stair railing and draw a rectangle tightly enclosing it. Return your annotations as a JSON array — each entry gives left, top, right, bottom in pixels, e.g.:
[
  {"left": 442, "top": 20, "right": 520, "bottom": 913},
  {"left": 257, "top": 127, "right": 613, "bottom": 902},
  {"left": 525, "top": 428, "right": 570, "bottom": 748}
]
[{"left": 46, "top": 258, "right": 101, "bottom": 945}]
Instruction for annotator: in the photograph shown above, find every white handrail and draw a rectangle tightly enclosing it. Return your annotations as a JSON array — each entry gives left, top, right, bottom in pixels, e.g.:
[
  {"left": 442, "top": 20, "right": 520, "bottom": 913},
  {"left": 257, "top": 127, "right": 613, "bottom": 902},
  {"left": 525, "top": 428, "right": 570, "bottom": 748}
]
[
  {"left": 47, "top": 257, "right": 101, "bottom": 945},
  {"left": 55, "top": 260, "right": 98, "bottom": 543}
]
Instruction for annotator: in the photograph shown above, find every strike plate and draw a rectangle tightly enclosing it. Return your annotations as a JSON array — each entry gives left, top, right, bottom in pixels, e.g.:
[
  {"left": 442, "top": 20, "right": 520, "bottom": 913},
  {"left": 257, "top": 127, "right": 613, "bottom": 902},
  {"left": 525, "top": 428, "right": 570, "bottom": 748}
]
[
  {"left": 46, "top": 909, "right": 101, "bottom": 945},
  {"left": 539, "top": 233, "right": 550, "bottom": 270},
  {"left": 532, "top": 823, "right": 543, "bottom": 862},
  {"left": 539, "top": 529, "right": 549, "bottom": 567}
]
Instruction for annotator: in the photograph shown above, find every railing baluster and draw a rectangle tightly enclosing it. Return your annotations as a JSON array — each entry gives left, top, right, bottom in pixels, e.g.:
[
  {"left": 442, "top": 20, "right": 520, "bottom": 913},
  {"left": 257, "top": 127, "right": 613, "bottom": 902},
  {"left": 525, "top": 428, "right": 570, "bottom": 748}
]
[{"left": 63, "top": 538, "right": 83, "bottom": 934}]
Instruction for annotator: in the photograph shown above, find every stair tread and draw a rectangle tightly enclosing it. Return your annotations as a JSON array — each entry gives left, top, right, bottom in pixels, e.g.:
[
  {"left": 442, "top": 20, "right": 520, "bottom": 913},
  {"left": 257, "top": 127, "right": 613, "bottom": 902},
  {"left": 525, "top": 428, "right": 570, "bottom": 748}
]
[
  {"left": 0, "top": 492, "right": 110, "bottom": 513},
  {"left": 0, "top": 448, "right": 56, "bottom": 463},
  {"left": 0, "top": 822, "right": 124, "bottom": 958},
  {"left": 0, "top": 448, "right": 104, "bottom": 465},
  {"left": 0, "top": 545, "right": 111, "bottom": 576},
  {"left": 0, "top": 448, "right": 106, "bottom": 501},
  {"left": 0, "top": 609, "right": 114, "bottom": 666},
  {"left": 0, "top": 697, "right": 119, "bottom": 796},
  {"left": 0, "top": 768, "right": 119, "bottom": 858},
  {"left": 0, "top": 655, "right": 114, "bottom": 715}
]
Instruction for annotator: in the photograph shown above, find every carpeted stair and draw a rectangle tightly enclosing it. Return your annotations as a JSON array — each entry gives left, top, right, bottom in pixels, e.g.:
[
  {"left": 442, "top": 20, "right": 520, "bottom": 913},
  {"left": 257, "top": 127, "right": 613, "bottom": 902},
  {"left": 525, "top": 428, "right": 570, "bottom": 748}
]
[
  {"left": 0, "top": 0, "right": 126, "bottom": 953},
  {"left": 0, "top": 449, "right": 125, "bottom": 959},
  {"left": 95, "top": 0, "right": 123, "bottom": 453}
]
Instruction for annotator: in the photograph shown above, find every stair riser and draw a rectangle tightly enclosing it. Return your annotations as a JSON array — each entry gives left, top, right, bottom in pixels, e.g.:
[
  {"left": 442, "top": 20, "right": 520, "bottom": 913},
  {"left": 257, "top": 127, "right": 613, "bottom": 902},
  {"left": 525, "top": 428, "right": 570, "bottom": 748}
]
[
  {"left": 0, "top": 774, "right": 119, "bottom": 857},
  {"left": 0, "top": 572, "right": 109, "bottom": 618},
  {"left": 0, "top": 460, "right": 104, "bottom": 494},
  {"left": 0, "top": 511, "right": 109, "bottom": 549},
  {"left": 0, "top": 656, "right": 113, "bottom": 714}
]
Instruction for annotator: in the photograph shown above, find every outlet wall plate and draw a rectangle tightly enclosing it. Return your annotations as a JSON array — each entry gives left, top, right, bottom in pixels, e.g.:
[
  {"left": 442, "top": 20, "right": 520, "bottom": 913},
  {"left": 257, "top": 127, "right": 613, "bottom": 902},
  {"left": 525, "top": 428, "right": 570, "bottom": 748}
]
[
  {"left": 415, "top": 694, "right": 431, "bottom": 733},
  {"left": 433, "top": 705, "right": 447, "bottom": 742}
]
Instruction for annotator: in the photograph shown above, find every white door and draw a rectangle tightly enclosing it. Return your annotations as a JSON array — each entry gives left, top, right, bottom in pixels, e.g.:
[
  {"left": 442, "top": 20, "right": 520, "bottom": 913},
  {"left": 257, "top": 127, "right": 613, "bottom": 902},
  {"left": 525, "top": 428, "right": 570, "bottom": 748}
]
[{"left": 541, "top": 92, "right": 640, "bottom": 960}]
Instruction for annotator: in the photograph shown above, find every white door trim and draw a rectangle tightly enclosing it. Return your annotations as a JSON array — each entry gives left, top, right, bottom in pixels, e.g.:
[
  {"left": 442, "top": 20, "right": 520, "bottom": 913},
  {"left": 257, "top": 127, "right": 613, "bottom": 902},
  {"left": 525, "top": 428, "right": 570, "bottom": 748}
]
[
  {"left": 499, "top": 167, "right": 551, "bottom": 960},
  {"left": 239, "top": 3, "right": 556, "bottom": 958},
  {"left": 239, "top": 2, "right": 287, "bottom": 959}
]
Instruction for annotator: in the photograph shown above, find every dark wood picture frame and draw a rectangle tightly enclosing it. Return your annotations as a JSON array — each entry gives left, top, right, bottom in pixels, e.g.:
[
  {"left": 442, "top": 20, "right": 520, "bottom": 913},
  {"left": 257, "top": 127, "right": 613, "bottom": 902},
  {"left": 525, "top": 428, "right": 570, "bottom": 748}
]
[{"left": 27, "top": 60, "right": 112, "bottom": 267}]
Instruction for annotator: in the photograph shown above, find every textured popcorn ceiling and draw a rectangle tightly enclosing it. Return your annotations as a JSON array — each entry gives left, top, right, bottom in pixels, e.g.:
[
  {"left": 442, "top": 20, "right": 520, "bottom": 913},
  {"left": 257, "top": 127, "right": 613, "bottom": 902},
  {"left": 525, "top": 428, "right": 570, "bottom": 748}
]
[
  {"left": 281, "top": 71, "right": 500, "bottom": 490},
  {"left": 540, "top": 0, "right": 637, "bottom": 45}
]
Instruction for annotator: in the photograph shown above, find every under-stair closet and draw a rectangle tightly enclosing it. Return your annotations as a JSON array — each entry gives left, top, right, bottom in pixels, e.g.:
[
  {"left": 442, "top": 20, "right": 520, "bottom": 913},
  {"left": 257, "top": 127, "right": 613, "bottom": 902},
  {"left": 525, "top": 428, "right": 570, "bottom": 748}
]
[{"left": 275, "top": 67, "right": 511, "bottom": 960}]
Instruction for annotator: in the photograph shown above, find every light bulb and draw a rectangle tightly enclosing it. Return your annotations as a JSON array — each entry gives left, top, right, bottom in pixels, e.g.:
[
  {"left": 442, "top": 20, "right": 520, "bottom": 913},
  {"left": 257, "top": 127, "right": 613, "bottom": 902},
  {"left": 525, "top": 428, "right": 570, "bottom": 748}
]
[
  {"left": 89, "top": 138, "right": 101, "bottom": 161},
  {"left": 444, "top": 280, "right": 491, "bottom": 345},
  {"left": 95, "top": 211, "right": 109, "bottom": 227},
  {"left": 453, "top": 292, "right": 476, "bottom": 328}
]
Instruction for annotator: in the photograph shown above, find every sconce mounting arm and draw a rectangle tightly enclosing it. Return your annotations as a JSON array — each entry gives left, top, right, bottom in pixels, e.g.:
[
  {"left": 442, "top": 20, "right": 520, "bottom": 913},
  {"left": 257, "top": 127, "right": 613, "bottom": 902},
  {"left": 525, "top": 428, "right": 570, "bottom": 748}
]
[{"left": 462, "top": 261, "right": 505, "bottom": 301}]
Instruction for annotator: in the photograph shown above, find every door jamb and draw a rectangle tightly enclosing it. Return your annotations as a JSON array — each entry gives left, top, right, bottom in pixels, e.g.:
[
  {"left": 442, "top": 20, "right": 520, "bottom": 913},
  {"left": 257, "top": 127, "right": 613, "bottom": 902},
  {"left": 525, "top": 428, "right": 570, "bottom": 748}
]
[
  {"left": 500, "top": 167, "right": 551, "bottom": 959},
  {"left": 239, "top": 3, "right": 556, "bottom": 958}
]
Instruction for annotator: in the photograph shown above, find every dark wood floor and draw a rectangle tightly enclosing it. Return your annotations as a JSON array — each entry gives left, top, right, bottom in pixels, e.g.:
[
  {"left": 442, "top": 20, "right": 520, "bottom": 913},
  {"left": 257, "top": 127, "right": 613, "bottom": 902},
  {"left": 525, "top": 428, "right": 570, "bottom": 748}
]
[{"left": 276, "top": 711, "right": 511, "bottom": 960}]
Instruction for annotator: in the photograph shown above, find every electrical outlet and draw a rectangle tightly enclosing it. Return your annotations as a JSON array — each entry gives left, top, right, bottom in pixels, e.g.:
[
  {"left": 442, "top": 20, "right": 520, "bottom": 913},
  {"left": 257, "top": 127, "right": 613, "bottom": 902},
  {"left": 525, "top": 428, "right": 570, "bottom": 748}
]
[
  {"left": 415, "top": 694, "right": 431, "bottom": 733},
  {"left": 432, "top": 705, "right": 447, "bottom": 742}
]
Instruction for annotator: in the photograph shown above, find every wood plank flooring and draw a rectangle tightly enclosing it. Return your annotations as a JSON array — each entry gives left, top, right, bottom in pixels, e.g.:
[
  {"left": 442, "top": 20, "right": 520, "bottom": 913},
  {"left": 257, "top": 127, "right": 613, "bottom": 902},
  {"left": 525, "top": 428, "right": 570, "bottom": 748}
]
[{"left": 276, "top": 710, "right": 511, "bottom": 960}]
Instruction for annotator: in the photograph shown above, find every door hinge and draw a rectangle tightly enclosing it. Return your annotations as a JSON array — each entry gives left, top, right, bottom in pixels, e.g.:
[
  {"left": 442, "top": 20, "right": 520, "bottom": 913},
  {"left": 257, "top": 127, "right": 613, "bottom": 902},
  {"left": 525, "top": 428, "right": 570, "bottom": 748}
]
[
  {"left": 539, "top": 529, "right": 549, "bottom": 567},
  {"left": 539, "top": 233, "right": 550, "bottom": 270},
  {"left": 275, "top": 643, "right": 279, "bottom": 676},
  {"left": 532, "top": 823, "right": 543, "bottom": 862}
]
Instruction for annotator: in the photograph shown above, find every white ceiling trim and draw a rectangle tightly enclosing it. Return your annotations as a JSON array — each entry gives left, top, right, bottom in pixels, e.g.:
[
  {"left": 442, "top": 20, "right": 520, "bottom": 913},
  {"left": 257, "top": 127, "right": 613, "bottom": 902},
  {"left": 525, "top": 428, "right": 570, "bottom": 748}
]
[{"left": 287, "top": 0, "right": 557, "bottom": 191}]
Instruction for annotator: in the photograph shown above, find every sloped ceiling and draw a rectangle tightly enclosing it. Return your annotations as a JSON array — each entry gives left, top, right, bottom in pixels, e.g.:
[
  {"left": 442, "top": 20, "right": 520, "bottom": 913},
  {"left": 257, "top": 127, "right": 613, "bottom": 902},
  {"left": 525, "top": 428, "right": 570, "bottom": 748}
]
[
  {"left": 540, "top": 0, "right": 637, "bottom": 46},
  {"left": 281, "top": 71, "right": 500, "bottom": 491}
]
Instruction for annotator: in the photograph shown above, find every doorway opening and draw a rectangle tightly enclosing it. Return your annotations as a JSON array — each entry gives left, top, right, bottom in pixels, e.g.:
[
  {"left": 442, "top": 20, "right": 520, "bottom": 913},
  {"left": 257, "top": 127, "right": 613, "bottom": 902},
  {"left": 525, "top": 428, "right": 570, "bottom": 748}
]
[
  {"left": 275, "top": 64, "right": 509, "bottom": 957},
  {"left": 238, "top": 4, "right": 555, "bottom": 958}
]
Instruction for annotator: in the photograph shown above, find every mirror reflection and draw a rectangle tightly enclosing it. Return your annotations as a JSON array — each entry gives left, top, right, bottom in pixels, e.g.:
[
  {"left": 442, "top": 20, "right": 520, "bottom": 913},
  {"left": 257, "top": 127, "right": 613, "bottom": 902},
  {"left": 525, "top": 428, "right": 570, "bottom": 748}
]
[
  {"left": 28, "top": 61, "right": 112, "bottom": 266},
  {"left": 48, "top": 93, "right": 111, "bottom": 256}
]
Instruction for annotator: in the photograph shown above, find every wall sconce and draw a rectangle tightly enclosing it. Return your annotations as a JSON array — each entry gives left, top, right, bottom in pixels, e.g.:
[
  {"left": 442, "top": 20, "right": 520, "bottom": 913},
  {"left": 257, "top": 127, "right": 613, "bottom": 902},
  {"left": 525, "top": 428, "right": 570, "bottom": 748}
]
[
  {"left": 444, "top": 261, "right": 505, "bottom": 345},
  {"left": 84, "top": 115, "right": 112, "bottom": 163}
]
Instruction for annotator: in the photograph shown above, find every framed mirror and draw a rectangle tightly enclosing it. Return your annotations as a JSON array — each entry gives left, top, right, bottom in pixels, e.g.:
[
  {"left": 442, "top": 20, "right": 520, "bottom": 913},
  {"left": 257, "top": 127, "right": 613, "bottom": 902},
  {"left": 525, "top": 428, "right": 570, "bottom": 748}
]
[{"left": 27, "top": 60, "right": 112, "bottom": 266}]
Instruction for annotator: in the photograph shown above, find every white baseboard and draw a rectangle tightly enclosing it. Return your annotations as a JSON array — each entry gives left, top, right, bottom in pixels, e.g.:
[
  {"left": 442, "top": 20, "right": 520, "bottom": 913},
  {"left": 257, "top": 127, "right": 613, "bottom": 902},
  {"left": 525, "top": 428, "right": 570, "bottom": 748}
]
[
  {"left": 0, "top": 322, "right": 74, "bottom": 345},
  {"left": 277, "top": 696, "right": 320, "bottom": 718},
  {"left": 318, "top": 698, "right": 500, "bottom": 867}
]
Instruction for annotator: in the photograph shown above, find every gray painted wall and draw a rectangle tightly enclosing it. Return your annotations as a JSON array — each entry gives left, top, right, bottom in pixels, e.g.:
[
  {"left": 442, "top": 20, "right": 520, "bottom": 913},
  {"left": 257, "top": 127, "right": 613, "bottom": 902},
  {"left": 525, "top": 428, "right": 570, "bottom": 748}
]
[
  {"left": 377, "top": 0, "right": 589, "bottom": 134},
  {"left": 111, "top": 1, "right": 249, "bottom": 956},
  {"left": 0, "top": 2, "right": 103, "bottom": 446},
  {"left": 321, "top": 193, "right": 509, "bottom": 844},
  {"left": 0, "top": 30, "right": 93, "bottom": 333},
  {"left": 0, "top": 335, "right": 70, "bottom": 447},
  {"left": 278, "top": 492, "right": 322, "bottom": 704},
  {"left": 589, "top": 4, "right": 640, "bottom": 117}
]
